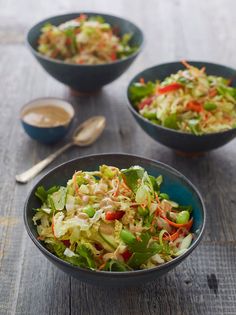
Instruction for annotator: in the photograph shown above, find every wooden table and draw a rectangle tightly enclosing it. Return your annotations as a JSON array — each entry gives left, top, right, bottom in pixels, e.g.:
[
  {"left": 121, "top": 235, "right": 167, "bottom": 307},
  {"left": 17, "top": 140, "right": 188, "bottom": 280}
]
[{"left": 0, "top": 0, "right": 236, "bottom": 314}]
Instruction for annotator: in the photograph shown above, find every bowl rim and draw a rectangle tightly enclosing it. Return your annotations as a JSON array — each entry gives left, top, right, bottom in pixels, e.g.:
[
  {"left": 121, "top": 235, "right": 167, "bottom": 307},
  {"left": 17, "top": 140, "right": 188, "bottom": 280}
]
[
  {"left": 20, "top": 97, "right": 75, "bottom": 129},
  {"left": 126, "top": 60, "right": 236, "bottom": 138},
  {"left": 24, "top": 152, "right": 206, "bottom": 277},
  {"left": 26, "top": 12, "right": 144, "bottom": 68}
]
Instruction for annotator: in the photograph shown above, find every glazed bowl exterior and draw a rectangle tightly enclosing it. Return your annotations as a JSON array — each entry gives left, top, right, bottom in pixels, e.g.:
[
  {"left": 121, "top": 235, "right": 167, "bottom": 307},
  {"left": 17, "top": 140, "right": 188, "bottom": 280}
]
[
  {"left": 127, "top": 61, "right": 236, "bottom": 152},
  {"left": 24, "top": 153, "right": 205, "bottom": 287},
  {"left": 27, "top": 13, "right": 144, "bottom": 92},
  {"left": 20, "top": 97, "right": 74, "bottom": 144}
]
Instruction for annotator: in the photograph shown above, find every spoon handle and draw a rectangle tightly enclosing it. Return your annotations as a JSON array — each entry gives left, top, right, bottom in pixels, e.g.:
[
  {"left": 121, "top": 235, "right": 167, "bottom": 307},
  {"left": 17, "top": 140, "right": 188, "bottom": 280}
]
[{"left": 15, "top": 142, "right": 74, "bottom": 184}]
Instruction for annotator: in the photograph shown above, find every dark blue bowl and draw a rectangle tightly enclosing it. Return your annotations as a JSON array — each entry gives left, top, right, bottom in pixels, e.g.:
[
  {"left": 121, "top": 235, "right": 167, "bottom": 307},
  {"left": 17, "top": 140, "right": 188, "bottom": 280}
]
[
  {"left": 24, "top": 153, "right": 205, "bottom": 287},
  {"left": 27, "top": 13, "right": 144, "bottom": 92},
  {"left": 20, "top": 97, "right": 74, "bottom": 144},
  {"left": 127, "top": 61, "right": 236, "bottom": 153}
]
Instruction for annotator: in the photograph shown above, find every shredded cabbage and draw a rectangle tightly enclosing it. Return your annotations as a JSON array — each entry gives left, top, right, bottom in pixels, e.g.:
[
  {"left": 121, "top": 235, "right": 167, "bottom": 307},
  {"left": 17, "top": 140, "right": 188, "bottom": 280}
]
[
  {"left": 129, "top": 61, "right": 236, "bottom": 134},
  {"left": 33, "top": 165, "right": 194, "bottom": 271},
  {"left": 37, "top": 14, "right": 138, "bottom": 65}
]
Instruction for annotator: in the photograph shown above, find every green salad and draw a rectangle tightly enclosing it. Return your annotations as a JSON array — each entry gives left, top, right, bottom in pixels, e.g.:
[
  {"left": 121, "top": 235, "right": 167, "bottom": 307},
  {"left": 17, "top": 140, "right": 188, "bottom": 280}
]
[
  {"left": 129, "top": 61, "right": 236, "bottom": 134},
  {"left": 37, "top": 14, "right": 137, "bottom": 65},
  {"left": 33, "top": 165, "right": 194, "bottom": 272}
]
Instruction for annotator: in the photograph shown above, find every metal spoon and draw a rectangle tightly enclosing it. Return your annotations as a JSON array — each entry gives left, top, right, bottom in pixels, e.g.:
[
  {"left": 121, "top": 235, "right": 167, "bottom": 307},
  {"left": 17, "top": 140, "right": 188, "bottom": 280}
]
[{"left": 16, "top": 116, "right": 106, "bottom": 184}]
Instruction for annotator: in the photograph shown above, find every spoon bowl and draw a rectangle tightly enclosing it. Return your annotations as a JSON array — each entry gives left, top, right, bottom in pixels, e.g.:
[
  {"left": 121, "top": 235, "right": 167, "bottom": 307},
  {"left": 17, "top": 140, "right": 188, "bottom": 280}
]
[{"left": 73, "top": 116, "right": 106, "bottom": 146}]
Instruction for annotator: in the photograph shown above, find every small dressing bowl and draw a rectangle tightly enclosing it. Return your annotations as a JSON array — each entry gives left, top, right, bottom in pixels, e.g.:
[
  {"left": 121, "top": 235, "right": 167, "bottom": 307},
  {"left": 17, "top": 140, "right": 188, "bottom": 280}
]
[{"left": 20, "top": 97, "right": 75, "bottom": 144}]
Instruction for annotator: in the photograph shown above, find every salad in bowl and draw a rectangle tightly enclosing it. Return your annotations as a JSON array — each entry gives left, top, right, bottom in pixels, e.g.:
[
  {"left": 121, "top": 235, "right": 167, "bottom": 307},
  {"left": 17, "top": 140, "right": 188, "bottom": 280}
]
[
  {"left": 129, "top": 61, "right": 236, "bottom": 135},
  {"left": 37, "top": 14, "right": 137, "bottom": 65},
  {"left": 33, "top": 165, "right": 194, "bottom": 272}
]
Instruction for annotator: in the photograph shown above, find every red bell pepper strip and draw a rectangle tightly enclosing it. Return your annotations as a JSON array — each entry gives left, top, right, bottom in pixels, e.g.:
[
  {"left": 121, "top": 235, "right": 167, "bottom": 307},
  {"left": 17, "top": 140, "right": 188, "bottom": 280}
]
[
  {"left": 66, "top": 37, "right": 72, "bottom": 46},
  {"left": 121, "top": 249, "right": 132, "bottom": 261},
  {"left": 105, "top": 210, "right": 125, "bottom": 221},
  {"left": 186, "top": 101, "right": 203, "bottom": 113},
  {"left": 138, "top": 96, "right": 154, "bottom": 110},
  {"left": 110, "top": 52, "right": 117, "bottom": 61},
  {"left": 158, "top": 83, "right": 183, "bottom": 94},
  {"left": 62, "top": 240, "right": 70, "bottom": 247},
  {"left": 94, "top": 243, "right": 103, "bottom": 251}
]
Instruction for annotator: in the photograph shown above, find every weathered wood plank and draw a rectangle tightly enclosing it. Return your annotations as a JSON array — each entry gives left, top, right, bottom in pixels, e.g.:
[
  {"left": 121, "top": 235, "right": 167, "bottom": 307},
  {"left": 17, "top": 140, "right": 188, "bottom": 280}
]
[
  {"left": 11, "top": 243, "right": 236, "bottom": 315},
  {"left": 0, "top": 0, "right": 236, "bottom": 314}
]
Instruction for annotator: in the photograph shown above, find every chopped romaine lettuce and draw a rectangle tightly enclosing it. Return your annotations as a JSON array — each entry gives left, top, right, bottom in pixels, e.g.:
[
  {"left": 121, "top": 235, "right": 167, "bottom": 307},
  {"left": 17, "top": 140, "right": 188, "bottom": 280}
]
[{"left": 33, "top": 165, "right": 193, "bottom": 272}]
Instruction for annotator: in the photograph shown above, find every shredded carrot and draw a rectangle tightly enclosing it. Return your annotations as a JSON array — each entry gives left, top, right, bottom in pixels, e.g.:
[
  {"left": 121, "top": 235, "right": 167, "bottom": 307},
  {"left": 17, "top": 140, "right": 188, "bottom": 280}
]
[
  {"left": 208, "top": 88, "right": 217, "bottom": 97},
  {"left": 98, "top": 262, "right": 106, "bottom": 270},
  {"left": 227, "top": 77, "right": 234, "bottom": 86},
  {"left": 112, "top": 179, "right": 120, "bottom": 197},
  {"left": 37, "top": 236, "right": 45, "bottom": 241},
  {"left": 200, "top": 66, "right": 206, "bottom": 74},
  {"left": 51, "top": 215, "right": 56, "bottom": 238},
  {"left": 161, "top": 215, "right": 193, "bottom": 229},
  {"left": 73, "top": 173, "right": 80, "bottom": 196},
  {"left": 163, "top": 228, "right": 180, "bottom": 241},
  {"left": 185, "top": 218, "right": 193, "bottom": 230},
  {"left": 155, "top": 193, "right": 161, "bottom": 205},
  {"left": 181, "top": 60, "right": 191, "bottom": 69},
  {"left": 121, "top": 178, "right": 132, "bottom": 192},
  {"left": 154, "top": 206, "right": 162, "bottom": 217},
  {"left": 139, "top": 77, "right": 145, "bottom": 84}
]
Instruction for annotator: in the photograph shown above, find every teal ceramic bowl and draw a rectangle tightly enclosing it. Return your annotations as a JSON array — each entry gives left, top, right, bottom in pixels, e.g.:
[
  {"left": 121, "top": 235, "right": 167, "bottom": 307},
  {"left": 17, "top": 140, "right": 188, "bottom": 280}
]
[
  {"left": 20, "top": 97, "right": 74, "bottom": 144},
  {"left": 127, "top": 61, "right": 236, "bottom": 153},
  {"left": 24, "top": 153, "right": 205, "bottom": 287},
  {"left": 27, "top": 13, "right": 144, "bottom": 92}
]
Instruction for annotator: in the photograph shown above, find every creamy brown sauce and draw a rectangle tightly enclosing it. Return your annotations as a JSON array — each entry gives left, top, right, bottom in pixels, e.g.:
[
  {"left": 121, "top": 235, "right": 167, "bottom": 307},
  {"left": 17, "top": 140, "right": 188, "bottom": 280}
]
[{"left": 22, "top": 105, "right": 71, "bottom": 127}]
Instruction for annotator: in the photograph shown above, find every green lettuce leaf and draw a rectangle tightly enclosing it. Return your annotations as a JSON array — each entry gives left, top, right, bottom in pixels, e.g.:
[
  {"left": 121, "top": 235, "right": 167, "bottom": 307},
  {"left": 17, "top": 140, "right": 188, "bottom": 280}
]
[
  {"left": 100, "top": 165, "right": 117, "bottom": 179},
  {"left": 121, "top": 33, "right": 132, "bottom": 46},
  {"left": 217, "top": 85, "right": 236, "bottom": 99},
  {"left": 163, "top": 114, "right": 179, "bottom": 130},
  {"left": 104, "top": 259, "right": 131, "bottom": 272},
  {"left": 50, "top": 187, "right": 67, "bottom": 211},
  {"left": 128, "top": 242, "right": 162, "bottom": 268},
  {"left": 121, "top": 166, "right": 145, "bottom": 192},
  {"left": 35, "top": 185, "right": 60, "bottom": 203},
  {"left": 175, "top": 205, "right": 192, "bottom": 214},
  {"left": 88, "top": 15, "right": 105, "bottom": 24},
  {"left": 64, "top": 28, "right": 77, "bottom": 54},
  {"left": 45, "top": 239, "right": 96, "bottom": 269},
  {"left": 188, "top": 118, "right": 201, "bottom": 135},
  {"left": 149, "top": 175, "right": 162, "bottom": 192},
  {"left": 45, "top": 238, "right": 66, "bottom": 259},
  {"left": 35, "top": 186, "right": 47, "bottom": 203},
  {"left": 124, "top": 232, "right": 162, "bottom": 268},
  {"left": 129, "top": 82, "right": 155, "bottom": 104},
  {"left": 75, "top": 244, "right": 96, "bottom": 269}
]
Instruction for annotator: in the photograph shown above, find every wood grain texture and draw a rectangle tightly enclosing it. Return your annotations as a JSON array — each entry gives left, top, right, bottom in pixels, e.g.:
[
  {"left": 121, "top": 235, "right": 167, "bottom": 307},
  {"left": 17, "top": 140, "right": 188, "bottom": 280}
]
[{"left": 0, "top": 0, "right": 236, "bottom": 314}]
